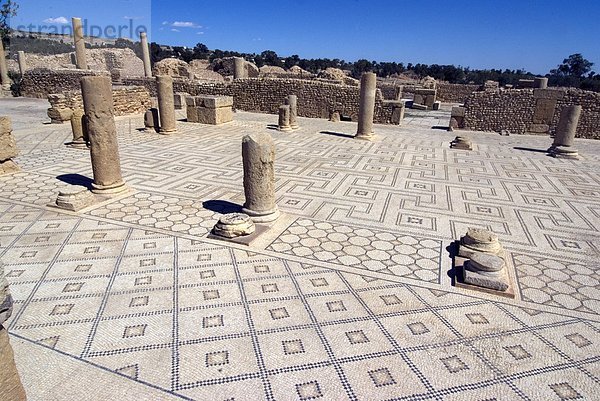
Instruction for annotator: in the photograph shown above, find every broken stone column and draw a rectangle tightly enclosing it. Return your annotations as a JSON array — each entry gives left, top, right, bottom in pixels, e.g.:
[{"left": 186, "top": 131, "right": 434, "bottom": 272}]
[
  {"left": 242, "top": 132, "right": 280, "bottom": 223},
  {"left": 0, "top": 117, "right": 19, "bottom": 175},
  {"left": 69, "top": 109, "right": 88, "bottom": 149},
  {"left": 17, "top": 51, "right": 26, "bottom": 76},
  {"left": 212, "top": 213, "right": 256, "bottom": 238},
  {"left": 278, "top": 105, "right": 292, "bottom": 132},
  {"left": 0, "top": 262, "right": 27, "bottom": 401},
  {"left": 286, "top": 94, "right": 299, "bottom": 129},
  {"left": 144, "top": 108, "right": 159, "bottom": 132},
  {"left": 140, "top": 32, "right": 152, "bottom": 78},
  {"left": 156, "top": 75, "right": 177, "bottom": 134},
  {"left": 0, "top": 39, "right": 10, "bottom": 90},
  {"left": 233, "top": 57, "right": 245, "bottom": 80},
  {"left": 450, "top": 136, "right": 473, "bottom": 150},
  {"left": 72, "top": 17, "right": 87, "bottom": 70},
  {"left": 356, "top": 72, "right": 376, "bottom": 140},
  {"left": 80, "top": 75, "right": 128, "bottom": 194},
  {"left": 534, "top": 77, "right": 548, "bottom": 89},
  {"left": 549, "top": 105, "right": 581, "bottom": 159}
]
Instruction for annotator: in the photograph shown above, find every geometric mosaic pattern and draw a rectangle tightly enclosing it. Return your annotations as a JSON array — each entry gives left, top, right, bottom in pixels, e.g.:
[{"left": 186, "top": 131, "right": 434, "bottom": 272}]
[
  {"left": 268, "top": 218, "right": 442, "bottom": 283},
  {"left": 1, "top": 100, "right": 599, "bottom": 399}
]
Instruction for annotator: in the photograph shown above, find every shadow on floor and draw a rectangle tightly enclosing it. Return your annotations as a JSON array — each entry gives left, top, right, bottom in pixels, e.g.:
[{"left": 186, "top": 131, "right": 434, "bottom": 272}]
[
  {"left": 202, "top": 200, "right": 242, "bottom": 214},
  {"left": 445, "top": 241, "right": 460, "bottom": 285},
  {"left": 513, "top": 146, "right": 548, "bottom": 153},
  {"left": 56, "top": 174, "right": 93, "bottom": 189},
  {"left": 431, "top": 126, "right": 450, "bottom": 131},
  {"left": 319, "top": 131, "right": 354, "bottom": 139}
]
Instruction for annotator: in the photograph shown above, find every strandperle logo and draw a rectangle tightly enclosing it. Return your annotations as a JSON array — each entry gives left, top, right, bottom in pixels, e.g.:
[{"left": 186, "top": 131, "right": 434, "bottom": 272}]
[{"left": 13, "top": 18, "right": 148, "bottom": 40}]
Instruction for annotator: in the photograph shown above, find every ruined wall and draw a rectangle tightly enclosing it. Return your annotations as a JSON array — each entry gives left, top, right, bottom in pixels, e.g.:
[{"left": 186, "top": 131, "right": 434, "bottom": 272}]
[
  {"left": 462, "top": 88, "right": 600, "bottom": 139},
  {"left": 47, "top": 86, "right": 151, "bottom": 117},
  {"left": 123, "top": 77, "right": 396, "bottom": 123},
  {"left": 20, "top": 68, "right": 108, "bottom": 98},
  {"left": 436, "top": 83, "right": 480, "bottom": 103}
]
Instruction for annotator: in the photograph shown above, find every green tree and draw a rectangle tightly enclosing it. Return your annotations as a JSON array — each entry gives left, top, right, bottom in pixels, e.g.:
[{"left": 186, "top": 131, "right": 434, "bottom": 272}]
[
  {"left": 551, "top": 53, "right": 594, "bottom": 78},
  {"left": 0, "top": 0, "right": 18, "bottom": 38}
]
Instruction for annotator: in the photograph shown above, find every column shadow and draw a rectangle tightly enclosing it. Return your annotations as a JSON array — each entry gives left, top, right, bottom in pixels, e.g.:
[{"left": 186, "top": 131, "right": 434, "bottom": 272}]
[
  {"left": 56, "top": 174, "right": 93, "bottom": 189},
  {"left": 202, "top": 200, "right": 242, "bottom": 214},
  {"left": 319, "top": 131, "right": 354, "bottom": 139}
]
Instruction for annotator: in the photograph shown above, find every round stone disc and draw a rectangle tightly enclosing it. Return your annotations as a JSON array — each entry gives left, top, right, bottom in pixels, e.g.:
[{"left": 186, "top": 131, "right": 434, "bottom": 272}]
[{"left": 469, "top": 252, "right": 505, "bottom": 272}]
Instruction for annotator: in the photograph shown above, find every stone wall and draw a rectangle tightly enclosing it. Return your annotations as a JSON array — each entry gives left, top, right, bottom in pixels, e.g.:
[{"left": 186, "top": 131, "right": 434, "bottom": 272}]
[
  {"left": 123, "top": 77, "right": 397, "bottom": 123},
  {"left": 47, "top": 86, "right": 151, "bottom": 117},
  {"left": 436, "top": 83, "right": 480, "bottom": 103},
  {"left": 461, "top": 88, "right": 600, "bottom": 139},
  {"left": 20, "top": 68, "right": 109, "bottom": 98}
]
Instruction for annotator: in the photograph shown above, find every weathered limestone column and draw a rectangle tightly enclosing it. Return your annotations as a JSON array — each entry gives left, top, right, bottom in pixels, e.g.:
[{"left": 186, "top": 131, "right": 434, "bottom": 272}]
[
  {"left": 552, "top": 105, "right": 581, "bottom": 148},
  {"left": 0, "top": 262, "right": 27, "bottom": 401},
  {"left": 17, "top": 51, "right": 26, "bottom": 75},
  {"left": 69, "top": 109, "right": 88, "bottom": 149},
  {"left": 356, "top": 72, "right": 377, "bottom": 140},
  {"left": 81, "top": 76, "right": 128, "bottom": 194},
  {"left": 242, "top": 132, "right": 280, "bottom": 223},
  {"left": 278, "top": 105, "right": 292, "bottom": 132},
  {"left": 140, "top": 32, "right": 152, "bottom": 78},
  {"left": 233, "top": 57, "right": 245, "bottom": 80},
  {"left": 72, "top": 17, "right": 87, "bottom": 70},
  {"left": 156, "top": 75, "right": 177, "bottom": 134},
  {"left": 0, "top": 39, "right": 10, "bottom": 89},
  {"left": 286, "top": 94, "right": 299, "bottom": 129}
]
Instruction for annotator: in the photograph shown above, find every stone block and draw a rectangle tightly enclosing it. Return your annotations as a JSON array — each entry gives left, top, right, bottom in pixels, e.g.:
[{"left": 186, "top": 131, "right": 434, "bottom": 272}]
[
  {"left": 533, "top": 88, "right": 565, "bottom": 100},
  {"left": 451, "top": 106, "right": 465, "bottom": 117},
  {"left": 533, "top": 98, "right": 557, "bottom": 124},
  {"left": 0, "top": 134, "right": 18, "bottom": 161},
  {"left": 527, "top": 124, "right": 550, "bottom": 134},
  {"left": 173, "top": 92, "right": 188, "bottom": 110},
  {"left": 187, "top": 105, "right": 199, "bottom": 123},
  {"left": 432, "top": 101, "right": 441, "bottom": 110},
  {"left": 462, "top": 264, "right": 509, "bottom": 292},
  {"left": 47, "top": 107, "right": 73, "bottom": 123},
  {"left": 0, "top": 116, "right": 10, "bottom": 135},
  {"left": 199, "top": 95, "right": 234, "bottom": 109},
  {"left": 185, "top": 96, "right": 197, "bottom": 107},
  {"left": 424, "top": 95, "right": 435, "bottom": 108},
  {"left": 412, "top": 103, "right": 428, "bottom": 110},
  {"left": 413, "top": 94, "right": 424, "bottom": 105},
  {"left": 196, "top": 106, "right": 233, "bottom": 125}
]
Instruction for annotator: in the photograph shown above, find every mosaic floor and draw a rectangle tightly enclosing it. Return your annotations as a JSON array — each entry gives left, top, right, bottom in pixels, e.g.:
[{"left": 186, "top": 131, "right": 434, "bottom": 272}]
[{"left": 1, "top": 98, "right": 599, "bottom": 400}]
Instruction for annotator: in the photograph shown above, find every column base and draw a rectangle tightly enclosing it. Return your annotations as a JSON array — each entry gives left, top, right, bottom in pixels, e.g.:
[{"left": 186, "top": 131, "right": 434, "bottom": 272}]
[
  {"left": 355, "top": 133, "right": 375, "bottom": 141},
  {"left": 290, "top": 124, "right": 300, "bottom": 130},
  {"left": 91, "top": 181, "right": 129, "bottom": 195},
  {"left": 278, "top": 126, "right": 292, "bottom": 132},
  {"left": 159, "top": 128, "right": 177, "bottom": 135},
  {"left": 67, "top": 140, "right": 88, "bottom": 149},
  {"left": 241, "top": 206, "right": 281, "bottom": 223}
]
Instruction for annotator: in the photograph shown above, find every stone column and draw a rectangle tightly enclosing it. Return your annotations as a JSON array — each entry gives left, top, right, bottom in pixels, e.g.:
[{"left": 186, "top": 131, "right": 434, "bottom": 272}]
[
  {"left": 0, "top": 39, "right": 10, "bottom": 90},
  {"left": 140, "top": 32, "right": 152, "bottom": 78},
  {"left": 69, "top": 109, "right": 88, "bottom": 149},
  {"left": 156, "top": 75, "right": 177, "bottom": 133},
  {"left": 1, "top": 262, "right": 27, "bottom": 401},
  {"left": 534, "top": 77, "right": 548, "bottom": 89},
  {"left": 233, "top": 57, "right": 245, "bottom": 80},
  {"left": 278, "top": 105, "right": 292, "bottom": 132},
  {"left": 72, "top": 17, "right": 88, "bottom": 70},
  {"left": 286, "top": 94, "right": 299, "bottom": 129},
  {"left": 356, "top": 72, "right": 377, "bottom": 140},
  {"left": 17, "top": 51, "right": 26, "bottom": 76},
  {"left": 242, "top": 132, "right": 280, "bottom": 223},
  {"left": 81, "top": 76, "right": 128, "bottom": 194},
  {"left": 552, "top": 105, "right": 581, "bottom": 148}
]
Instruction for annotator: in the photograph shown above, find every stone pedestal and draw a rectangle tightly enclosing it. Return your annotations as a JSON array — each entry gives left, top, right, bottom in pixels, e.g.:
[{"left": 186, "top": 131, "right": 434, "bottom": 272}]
[
  {"left": 17, "top": 51, "right": 26, "bottom": 76},
  {"left": 0, "top": 39, "right": 10, "bottom": 90},
  {"left": 186, "top": 95, "right": 233, "bottom": 125},
  {"left": 356, "top": 72, "right": 376, "bottom": 140},
  {"left": 450, "top": 136, "right": 472, "bottom": 150},
  {"left": 278, "top": 105, "right": 292, "bottom": 132},
  {"left": 534, "top": 77, "right": 548, "bottom": 89},
  {"left": 459, "top": 228, "right": 504, "bottom": 258},
  {"left": 55, "top": 185, "right": 95, "bottom": 211},
  {"left": 242, "top": 132, "right": 280, "bottom": 223},
  {"left": 69, "top": 109, "right": 88, "bottom": 149},
  {"left": 156, "top": 75, "right": 177, "bottom": 133},
  {"left": 212, "top": 213, "right": 256, "bottom": 238},
  {"left": 233, "top": 57, "right": 245, "bottom": 79},
  {"left": 286, "top": 95, "right": 299, "bottom": 129},
  {"left": 140, "top": 32, "right": 152, "bottom": 78},
  {"left": 174, "top": 93, "right": 188, "bottom": 110},
  {"left": 81, "top": 76, "right": 128, "bottom": 194},
  {"left": 72, "top": 17, "right": 88, "bottom": 70},
  {"left": 549, "top": 105, "right": 581, "bottom": 159},
  {"left": 0, "top": 117, "right": 19, "bottom": 176}
]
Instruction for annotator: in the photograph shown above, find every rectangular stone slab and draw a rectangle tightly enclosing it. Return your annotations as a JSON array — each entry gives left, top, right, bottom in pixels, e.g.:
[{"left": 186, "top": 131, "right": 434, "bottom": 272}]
[
  {"left": 454, "top": 256, "right": 515, "bottom": 299},
  {"left": 196, "top": 106, "right": 233, "bottom": 125},
  {"left": 199, "top": 95, "right": 234, "bottom": 109}
]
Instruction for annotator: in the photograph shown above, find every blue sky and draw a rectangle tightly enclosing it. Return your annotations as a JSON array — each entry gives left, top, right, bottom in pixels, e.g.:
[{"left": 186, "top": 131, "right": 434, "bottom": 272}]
[{"left": 11, "top": 0, "right": 600, "bottom": 75}]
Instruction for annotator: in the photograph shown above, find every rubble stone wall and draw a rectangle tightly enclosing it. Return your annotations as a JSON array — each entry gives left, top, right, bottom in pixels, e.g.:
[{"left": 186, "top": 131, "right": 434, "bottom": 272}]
[
  {"left": 20, "top": 68, "right": 109, "bottom": 98},
  {"left": 462, "top": 88, "right": 600, "bottom": 139},
  {"left": 436, "top": 83, "right": 480, "bottom": 103},
  {"left": 123, "top": 77, "right": 397, "bottom": 123},
  {"left": 47, "top": 86, "right": 151, "bottom": 116}
]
